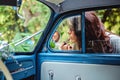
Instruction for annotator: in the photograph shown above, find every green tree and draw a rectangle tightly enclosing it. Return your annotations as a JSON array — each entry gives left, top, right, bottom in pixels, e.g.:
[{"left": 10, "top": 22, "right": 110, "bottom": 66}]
[{"left": 96, "top": 8, "right": 120, "bottom": 35}]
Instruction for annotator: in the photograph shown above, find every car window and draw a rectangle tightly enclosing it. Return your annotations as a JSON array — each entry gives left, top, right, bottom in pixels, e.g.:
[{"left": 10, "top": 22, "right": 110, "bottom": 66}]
[
  {"left": 49, "top": 7, "right": 120, "bottom": 54},
  {"left": 0, "top": 0, "right": 51, "bottom": 52},
  {"left": 85, "top": 8, "right": 120, "bottom": 53},
  {"left": 49, "top": 15, "right": 82, "bottom": 51}
]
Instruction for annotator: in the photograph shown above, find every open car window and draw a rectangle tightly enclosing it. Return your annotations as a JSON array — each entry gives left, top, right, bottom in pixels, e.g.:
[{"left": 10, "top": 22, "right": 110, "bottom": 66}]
[
  {"left": 85, "top": 8, "right": 120, "bottom": 53},
  {"left": 49, "top": 15, "right": 82, "bottom": 51},
  {"left": 49, "top": 7, "right": 120, "bottom": 54},
  {"left": 0, "top": 0, "right": 51, "bottom": 53}
]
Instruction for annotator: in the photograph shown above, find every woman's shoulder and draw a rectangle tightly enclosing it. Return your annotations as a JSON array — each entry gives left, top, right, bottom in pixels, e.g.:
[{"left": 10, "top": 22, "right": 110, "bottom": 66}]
[
  {"left": 106, "top": 31, "right": 120, "bottom": 53},
  {"left": 106, "top": 31, "right": 120, "bottom": 39}
]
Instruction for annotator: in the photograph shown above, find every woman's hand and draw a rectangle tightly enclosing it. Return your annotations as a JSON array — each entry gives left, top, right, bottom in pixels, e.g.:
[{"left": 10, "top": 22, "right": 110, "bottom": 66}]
[{"left": 60, "top": 42, "right": 72, "bottom": 50}]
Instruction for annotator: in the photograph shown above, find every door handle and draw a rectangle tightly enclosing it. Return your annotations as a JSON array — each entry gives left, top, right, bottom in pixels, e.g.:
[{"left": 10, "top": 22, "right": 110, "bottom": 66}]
[
  {"left": 48, "top": 70, "right": 54, "bottom": 80},
  {"left": 75, "top": 75, "right": 81, "bottom": 80}
]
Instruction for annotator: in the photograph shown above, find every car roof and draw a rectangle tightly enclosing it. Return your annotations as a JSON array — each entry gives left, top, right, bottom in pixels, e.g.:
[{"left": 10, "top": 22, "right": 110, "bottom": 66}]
[
  {"left": 0, "top": 0, "right": 120, "bottom": 13},
  {"left": 40, "top": 0, "right": 120, "bottom": 13}
]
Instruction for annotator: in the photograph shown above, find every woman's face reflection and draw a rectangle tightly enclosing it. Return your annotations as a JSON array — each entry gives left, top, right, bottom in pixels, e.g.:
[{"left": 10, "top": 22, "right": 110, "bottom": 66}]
[
  {"left": 52, "top": 31, "right": 60, "bottom": 42},
  {"left": 68, "top": 28, "right": 78, "bottom": 43}
]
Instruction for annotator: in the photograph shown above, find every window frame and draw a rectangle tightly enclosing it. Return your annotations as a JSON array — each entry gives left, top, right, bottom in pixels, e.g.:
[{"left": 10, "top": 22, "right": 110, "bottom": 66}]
[
  {"left": 47, "top": 12, "right": 83, "bottom": 53},
  {"left": 47, "top": 7, "right": 120, "bottom": 54}
]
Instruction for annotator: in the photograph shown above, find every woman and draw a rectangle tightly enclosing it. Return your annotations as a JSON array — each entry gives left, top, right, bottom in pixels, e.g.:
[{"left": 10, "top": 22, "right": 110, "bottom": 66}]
[
  {"left": 85, "top": 11, "right": 113, "bottom": 53},
  {"left": 61, "top": 16, "right": 81, "bottom": 50},
  {"left": 61, "top": 11, "right": 113, "bottom": 53}
]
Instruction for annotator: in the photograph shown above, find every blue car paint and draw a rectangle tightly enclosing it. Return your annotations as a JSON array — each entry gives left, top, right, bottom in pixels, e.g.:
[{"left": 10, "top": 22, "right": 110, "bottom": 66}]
[
  {"left": 6, "top": 55, "right": 36, "bottom": 80},
  {"left": 36, "top": 11, "right": 120, "bottom": 80}
]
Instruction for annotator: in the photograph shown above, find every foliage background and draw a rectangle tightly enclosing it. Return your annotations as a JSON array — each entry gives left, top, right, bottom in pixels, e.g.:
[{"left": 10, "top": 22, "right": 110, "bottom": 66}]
[
  {"left": 0, "top": 0, "right": 50, "bottom": 52},
  {"left": 96, "top": 8, "right": 120, "bottom": 35},
  {"left": 0, "top": 0, "right": 119, "bottom": 52}
]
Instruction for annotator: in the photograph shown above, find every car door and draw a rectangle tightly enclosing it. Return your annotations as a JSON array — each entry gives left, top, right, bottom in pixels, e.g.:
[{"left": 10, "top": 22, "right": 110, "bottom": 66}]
[
  {"left": 37, "top": 0, "right": 120, "bottom": 80},
  {"left": 0, "top": 0, "right": 51, "bottom": 80}
]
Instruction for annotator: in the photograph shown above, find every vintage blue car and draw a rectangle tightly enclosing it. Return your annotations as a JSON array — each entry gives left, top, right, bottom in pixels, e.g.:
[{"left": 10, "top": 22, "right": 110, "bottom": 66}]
[{"left": 0, "top": 0, "right": 120, "bottom": 80}]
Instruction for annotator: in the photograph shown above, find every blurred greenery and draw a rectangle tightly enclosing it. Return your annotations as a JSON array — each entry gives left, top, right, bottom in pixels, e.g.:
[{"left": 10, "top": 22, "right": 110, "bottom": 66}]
[
  {"left": 96, "top": 8, "right": 120, "bottom": 35},
  {"left": 0, "top": 0, "right": 119, "bottom": 53},
  {"left": 0, "top": 0, "right": 51, "bottom": 53}
]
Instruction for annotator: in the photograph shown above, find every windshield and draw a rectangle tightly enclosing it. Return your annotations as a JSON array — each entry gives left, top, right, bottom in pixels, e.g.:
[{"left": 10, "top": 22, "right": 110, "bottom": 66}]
[{"left": 0, "top": 0, "right": 51, "bottom": 53}]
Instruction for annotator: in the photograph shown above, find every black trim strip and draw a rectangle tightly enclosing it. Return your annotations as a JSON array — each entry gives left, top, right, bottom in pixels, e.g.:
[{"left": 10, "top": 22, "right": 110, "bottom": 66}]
[{"left": 0, "top": 0, "right": 16, "bottom": 6}]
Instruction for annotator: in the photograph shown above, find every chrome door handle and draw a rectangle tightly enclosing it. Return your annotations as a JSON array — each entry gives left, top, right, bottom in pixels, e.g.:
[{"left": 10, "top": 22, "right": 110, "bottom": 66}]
[
  {"left": 75, "top": 75, "right": 81, "bottom": 80},
  {"left": 48, "top": 70, "right": 54, "bottom": 80}
]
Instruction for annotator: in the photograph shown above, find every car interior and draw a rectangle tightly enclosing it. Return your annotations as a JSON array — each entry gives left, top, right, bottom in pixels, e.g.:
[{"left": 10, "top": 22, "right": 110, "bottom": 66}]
[{"left": 0, "top": 0, "right": 120, "bottom": 80}]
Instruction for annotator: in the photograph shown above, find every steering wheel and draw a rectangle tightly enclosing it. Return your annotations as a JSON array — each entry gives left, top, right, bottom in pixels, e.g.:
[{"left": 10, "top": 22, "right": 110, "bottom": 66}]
[{"left": 0, "top": 60, "right": 13, "bottom": 80}]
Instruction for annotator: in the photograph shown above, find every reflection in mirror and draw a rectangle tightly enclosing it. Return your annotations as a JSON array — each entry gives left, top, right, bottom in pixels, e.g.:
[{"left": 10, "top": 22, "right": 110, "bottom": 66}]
[{"left": 50, "top": 15, "right": 82, "bottom": 51}]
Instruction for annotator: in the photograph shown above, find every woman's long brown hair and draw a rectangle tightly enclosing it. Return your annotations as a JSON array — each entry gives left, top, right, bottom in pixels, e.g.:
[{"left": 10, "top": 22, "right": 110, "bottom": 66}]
[
  {"left": 68, "top": 16, "right": 81, "bottom": 50},
  {"left": 85, "top": 11, "right": 113, "bottom": 53}
]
